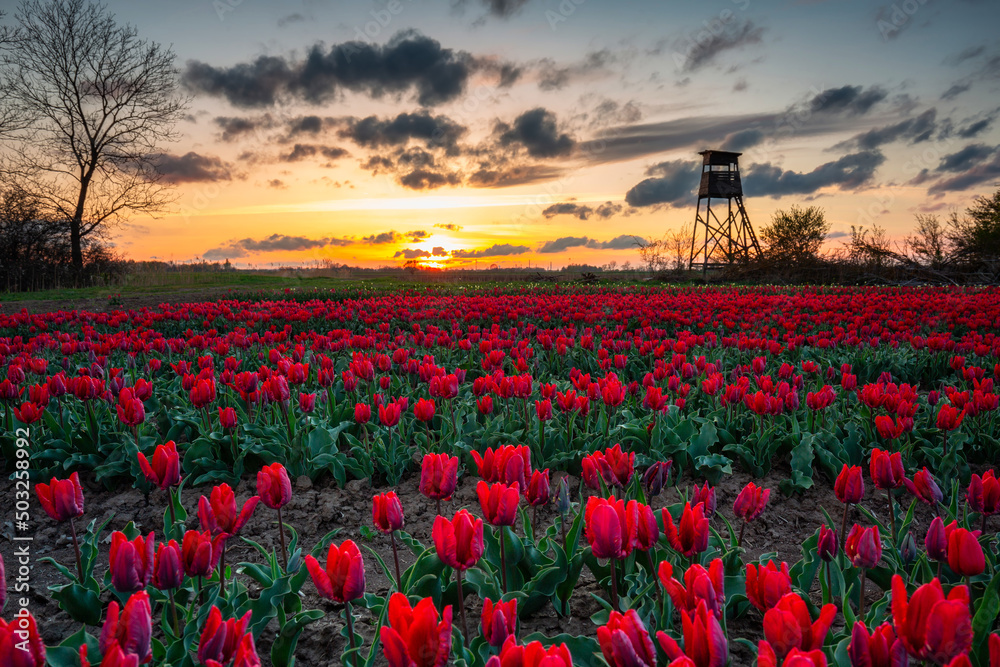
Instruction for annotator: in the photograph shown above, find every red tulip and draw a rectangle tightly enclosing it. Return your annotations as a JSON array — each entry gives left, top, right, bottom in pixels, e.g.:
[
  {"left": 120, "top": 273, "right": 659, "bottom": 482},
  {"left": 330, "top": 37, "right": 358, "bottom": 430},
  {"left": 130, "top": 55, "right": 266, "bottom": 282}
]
[
  {"left": 373, "top": 492, "right": 405, "bottom": 533},
  {"left": 874, "top": 415, "right": 904, "bottom": 441},
  {"left": 844, "top": 524, "right": 882, "bottom": 569},
  {"left": 414, "top": 397, "right": 436, "bottom": 423},
  {"left": 657, "top": 600, "right": 728, "bottom": 667},
  {"left": 433, "top": 509, "right": 484, "bottom": 571},
  {"left": 582, "top": 444, "right": 634, "bottom": 489},
  {"left": 664, "top": 502, "right": 710, "bottom": 558},
  {"left": 990, "top": 634, "right": 999, "bottom": 667},
  {"left": 904, "top": 468, "right": 943, "bottom": 506},
  {"left": 524, "top": 469, "right": 551, "bottom": 507},
  {"left": 477, "top": 480, "right": 520, "bottom": 527},
  {"left": 891, "top": 574, "right": 972, "bottom": 663},
  {"left": 870, "top": 449, "right": 905, "bottom": 490},
  {"left": 691, "top": 482, "right": 717, "bottom": 517},
  {"left": 947, "top": 527, "right": 985, "bottom": 576},
  {"left": 0, "top": 611, "right": 46, "bottom": 667},
  {"left": 380, "top": 593, "right": 452, "bottom": 667},
  {"left": 181, "top": 529, "right": 225, "bottom": 578},
  {"left": 758, "top": 645, "right": 828, "bottom": 667},
  {"left": 198, "top": 483, "right": 259, "bottom": 536},
  {"left": 835, "top": 464, "right": 865, "bottom": 504},
  {"left": 420, "top": 452, "right": 459, "bottom": 502},
  {"left": 925, "top": 516, "right": 950, "bottom": 562},
  {"left": 472, "top": 445, "right": 531, "bottom": 487},
  {"left": 190, "top": 378, "right": 217, "bottom": 408},
  {"left": 354, "top": 402, "right": 371, "bottom": 424},
  {"left": 305, "top": 539, "right": 365, "bottom": 603},
  {"left": 14, "top": 401, "right": 44, "bottom": 424},
  {"left": 659, "top": 558, "right": 725, "bottom": 618},
  {"left": 734, "top": 482, "right": 770, "bottom": 522},
  {"left": 634, "top": 502, "right": 660, "bottom": 551},
  {"left": 535, "top": 399, "right": 553, "bottom": 421},
  {"left": 936, "top": 404, "right": 965, "bottom": 431},
  {"left": 763, "top": 593, "right": 836, "bottom": 659},
  {"left": 642, "top": 460, "right": 672, "bottom": 498},
  {"left": 151, "top": 539, "right": 184, "bottom": 591},
  {"left": 480, "top": 598, "right": 517, "bottom": 647},
  {"left": 379, "top": 400, "right": 402, "bottom": 427},
  {"left": 746, "top": 560, "right": 792, "bottom": 612},
  {"left": 298, "top": 392, "right": 316, "bottom": 413},
  {"left": 197, "top": 606, "right": 252, "bottom": 667},
  {"left": 598, "top": 609, "right": 656, "bottom": 667},
  {"left": 817, "top": 525, "right": 838, "bottom": 562},
  {"left": 36, "top": 471, "right": 84, "bottom": 523},
  {"left": 137, "top": 441, "right": 181, "bottom": 490},
  {"left": 847, "top": 622, "right": 907, "bottom": 667},
  {"left": 232, "top": 633, "right": 262, "bottom": 667},
  {"left": 116, "top": 389, "right": 145, "bottom": 426},
  {"left": 585, "top": 496, "right": 637, "bottom": 560},
  {"left": 100, "top": 591, "right": 152, "bottom": 663},
  {"left": 256, "top": 463, "right": 292, "bottom": 510},
  {"left": 218, "top": 406, "right": 237, "bottom": 429},
  {"left": 109, "top": 531, "right": 155, "bottom": 593},
  {"left": 484, "top": 637, "right": 572, "bottom": 667},
  {"left": 967, "top": 470, "right": 1000, "bottom": 516}
]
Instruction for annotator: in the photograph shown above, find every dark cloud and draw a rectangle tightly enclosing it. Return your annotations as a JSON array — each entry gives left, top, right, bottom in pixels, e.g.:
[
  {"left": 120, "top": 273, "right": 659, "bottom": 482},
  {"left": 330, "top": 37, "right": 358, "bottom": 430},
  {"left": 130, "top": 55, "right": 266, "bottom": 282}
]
[
  {"left": 826, "top": 231, "right": 850, "bottom": 239},
  {"left": 152, "top": 152, "right": 233, "bottom": 183},
  {"left": 720, "top": 129, "right": 764, "bottom": 151},
  {"left": 676, "top": 19, "right": 764, "bottom": 72},
  {"left": 182, "top": 31, "right": 490, "bottom": 108},
  {"left": 936, "top": 144, "right": 997, "bottom": 173},
  {"left": 535, "top": 51, "right": 616, "bottom": 91},
  {"left": 837, "top": 109, "right": 937, "bottom": 150},
  {"left": 587, "top": 99, "right": 643, "bottom": 128},
  {"left": 338, "top": 111, "right": 466, "bottom": 152},
  {"left": 958, "top": 116, "right": 995, "bottom": 138},
  {"left": 286, "top": 115, "right": 333, "bottom": 137},
  {"left": 280, "top": 144, "right": 349, "bottom": 162},
  {"left": 451, "top": 243, "right": 530, "bottom": 258},
  {"left": 394, "top": 248, "right": 432, "bottom": 259},
  {"left": 624, "top": 160, "right": 700, "bottom": 207},
  {"left": 480, "top": 0, "right": 530, "bottom": 18},
  {"left": 542, "top": 201, "right": 623, "bottom": 220},
  {"left": 203, "top": 234, "right": 347, "bottom": 260},
  {"left": 406, "top": 230, "right": 430, "bottom": 242},
  {"left": 431, "top": 246, "right": 449, "bottom": 256},
  {"left": 927, "top": 152, "right": 1000, "bottom": 194},
  {"left": 434, "top": 223, "right": 463, "bottom": 231},
  {"left": 538, "top": 235, "right": 639, "bottom": 253},
  {"left": 277, "top": 13, "right": 307, "bottom": 27},
  {"left": 399, "top": 169, "right": 461, "bottom": 190},
  {"left": 497, "top": 108, "right": 575, "bottom": 158},
  {"left": 214, "top": 115, "right": 274, "bottom": 142},
  {"left": 267, "top": 179, "right": 287, "bottom": 189},
  {"left": 809, "top": 85, "right": 888, "bottom": 115},
  {"left": 363, "top": 231, "right": 403, "bottom": 244},
  {"left": 466, "top": 164, "right": 564, "bottom": 188},
  {"left": 941, "top": 83, "right": 972, "bottom": 100},
  {"left": 743, "top": 151, "right": 886, "bottom": 197}
]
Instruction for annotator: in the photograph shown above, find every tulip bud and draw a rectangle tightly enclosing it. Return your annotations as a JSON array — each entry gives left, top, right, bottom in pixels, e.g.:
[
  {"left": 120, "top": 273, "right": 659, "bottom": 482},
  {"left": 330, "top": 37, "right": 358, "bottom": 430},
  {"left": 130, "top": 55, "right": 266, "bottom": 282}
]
[
  {"left": 845, "top": 524, "right": 882, "bottom": 569},
  {"left": 555, "top": 477, "right": 571, "bottom": 515},
  {"left": 899, "top": 531, "right": 918, "bottom": 564},
  {"left": 817, "top": 525, "right": 837, "bottom": 562},
  {"left": 372, "top": 492, "right": 405, "bottom": 534},
  {"left": 642, "top": 461, "right": 671, "bottom": 498}
]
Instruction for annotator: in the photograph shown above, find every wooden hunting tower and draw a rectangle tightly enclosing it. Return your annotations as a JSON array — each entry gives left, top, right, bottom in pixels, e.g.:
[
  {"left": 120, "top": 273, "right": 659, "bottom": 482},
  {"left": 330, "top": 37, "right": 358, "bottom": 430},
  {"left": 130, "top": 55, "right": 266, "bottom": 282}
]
[{"left": 689, "top": 150, "right": 761, "bottom": 273}]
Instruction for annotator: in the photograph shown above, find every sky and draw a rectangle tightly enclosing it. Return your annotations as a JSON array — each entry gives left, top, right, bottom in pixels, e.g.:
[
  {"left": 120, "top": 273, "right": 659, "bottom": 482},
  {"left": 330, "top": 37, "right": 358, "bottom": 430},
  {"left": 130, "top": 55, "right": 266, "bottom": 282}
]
[{"left": 58, "top": 0, "right": 1000, "bottom": 268}]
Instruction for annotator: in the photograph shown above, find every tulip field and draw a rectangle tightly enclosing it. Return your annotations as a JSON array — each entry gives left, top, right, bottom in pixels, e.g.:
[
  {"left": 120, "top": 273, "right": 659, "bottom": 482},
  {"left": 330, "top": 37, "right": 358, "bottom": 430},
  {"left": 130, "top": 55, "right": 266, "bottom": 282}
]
[{"left": 2, "top": 284, "right": 1000, "bottom": 667}]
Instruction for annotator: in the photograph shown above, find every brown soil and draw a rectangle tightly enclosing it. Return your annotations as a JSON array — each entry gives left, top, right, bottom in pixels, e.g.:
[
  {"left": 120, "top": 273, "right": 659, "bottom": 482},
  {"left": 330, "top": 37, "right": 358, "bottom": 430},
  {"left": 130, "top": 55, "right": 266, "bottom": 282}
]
[{"left": 0, "top": 464, "right": 923, "bottom": 666}]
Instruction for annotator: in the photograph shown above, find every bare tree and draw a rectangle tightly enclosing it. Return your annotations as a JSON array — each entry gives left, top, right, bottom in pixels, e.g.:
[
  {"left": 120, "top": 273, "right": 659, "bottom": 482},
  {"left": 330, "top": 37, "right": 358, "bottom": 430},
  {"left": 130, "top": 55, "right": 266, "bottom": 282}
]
[
  {"left": 0, "top": 0, "right": 188, "bottom": 276},
  {"left": 638, "top": 224, "right": 694, "bottom": 273},
  {"left": 904, "top": 214, "right": 950, "bottom": 268}
]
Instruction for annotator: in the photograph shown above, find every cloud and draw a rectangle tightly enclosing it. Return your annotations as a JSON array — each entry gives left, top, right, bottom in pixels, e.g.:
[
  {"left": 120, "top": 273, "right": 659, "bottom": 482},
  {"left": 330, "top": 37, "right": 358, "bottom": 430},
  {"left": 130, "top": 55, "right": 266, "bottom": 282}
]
[
  {"left": 394, "top": 248, "right": 432, "bottom": 259},
  {"left": 431, "top": 246, "right": 448, "bottom": 256},
  {"left": 466, "top": 164, "right": 565, "bottom": 188},
  {"left": 280, "top": 144, "right": 349, "bottom": 162},
  {"left": 675, "top": 18, "right": 764, "bottom": 72},
  {"left": 214, "top": 115, "right": 275, "bottom": 142},
  {"left": 479, "top": 0, "right": 531, "bottom": 17},
  {"left": 203, "top": 234, "right": 348, "bottom": 260},
  {"left": 497, "top": 108, "right": 575, "bottom": 158},
  {"left": 399, "top": 169, "right": 461, "bottom": 189},
  {"left": 434, "top": 223, "right": 463, "bottom": 231},
  {"left": 838, "top": 109, "right": 938, "bottom": 150},
  {"left": 936, "top": 144, "right": 997, "bottom": 173},
  {"left": 363, "top": 231, "right": 403, "bottom": 244},
  {"left": 944, "top": 45, "right": 986, "bottom": 67},
  {"left": 534, "top": 50, "right": 617, "bottom": 91},
  {"left": 181, "top": 31, "right": 502, "bottom": 108},
  {"left": 720, "top": 129, "right": 764, "bottom": 151},
  {"left": 152, "top": 152, "right": 233, "bottom": 183},
  {"left": 624, "top": 160, "right": 700, "bottom": 207},
  {"left": 338, "top": 111, "right": 466, "bottom": 152},
  {"left": 452, "top": 243, "right": 530, "bottom": 258},
  {"left": 286, "top": 115, "right": 334, "bottom": 137},
  {"left": 826, "top": 231, "right": 850, "bottom": 239},
  {"left": 957, "top": 115, "right": 995, "bottom": 138},
  {"left": 808, "top": 85, "right": 888, "bottom": 115},
  {"left": 277, "top": 13, "right": 307, "bottom": 27},
  {"left": 267, "top": 179, "right": 287, "bottom": 189},
  {"left": 406, "top": 230, "right": 430, "bottom": 242},
  {"left": 927, "top": 152, "right": 1000, "bottom": 194},
  {"left": 941, "top": 83, "right": 972, "bottom": 100},
  {"left": 538, "top": 235, "right": 640, "bottom": 253},
  {"left": 743, "top": 150, "right": 886, "bottom": 197},
  {"left": 542, "top": 201, "right": 623, "bottom": 220}
]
